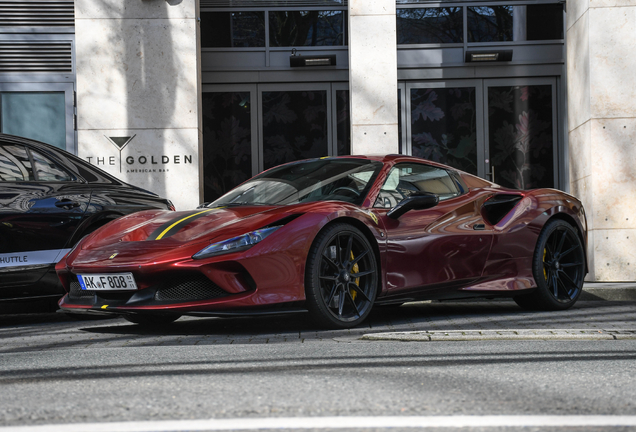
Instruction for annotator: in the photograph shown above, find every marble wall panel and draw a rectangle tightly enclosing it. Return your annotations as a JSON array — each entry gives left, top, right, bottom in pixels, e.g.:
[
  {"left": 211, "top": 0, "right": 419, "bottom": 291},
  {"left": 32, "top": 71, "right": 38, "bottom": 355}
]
[
  {"left": 568, "top": 120, "right": 591, "bottom": 182},
  {"left": 570, "top": 174, "right": 593, "bottom": 232},
  {"left": 348, "top": 0, "right": 398, "bottom": 154},
  {"left": 566, "top": 0, "right": 589, "bottom": 30},
  {"left": 350, "top": 0, "right": 395, "bottom": 16},
  {"left": 589, "top": 0, "right": 636, "bottom": 7},
  {"left": 75, "top": 0, "right": 196, "bottom": 20},
  {"left": 351, "top": 125, "right": 399, "bottom": 155},
  {"left": 76, "top": 18, "right": 199, "bottom": 130},
  {"left": 585, "top": 232, "right": 596, "bottom": 281},
  {"left": 78, "top": 128, "right": 200, "bottom": 210},
  {"left": 349, "top": 14, "right": 398, "bottom": 125},
  {"left": 589, "top": 6, "right": 636, "bottom": 118},
  {"left": 566, "top": 11, "right": 590, "bottom": 131},
  {"left": 592, "top": 229, "right": 636, "bottom": 281},
  {"left": 590, "top": 118, "right": 636, "bottom": 230}
]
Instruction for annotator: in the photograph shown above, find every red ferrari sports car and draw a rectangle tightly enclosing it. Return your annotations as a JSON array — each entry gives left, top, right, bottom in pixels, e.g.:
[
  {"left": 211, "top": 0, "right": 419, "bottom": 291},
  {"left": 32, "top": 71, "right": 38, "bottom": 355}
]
[{"left": 56, "top": 155, "right": 587, "bottom": 328}]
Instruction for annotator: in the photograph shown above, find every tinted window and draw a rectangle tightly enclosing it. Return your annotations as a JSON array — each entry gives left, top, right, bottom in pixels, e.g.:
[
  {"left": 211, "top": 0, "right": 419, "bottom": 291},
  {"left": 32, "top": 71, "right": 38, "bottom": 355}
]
[
  {"left": 397, "top": 7, "right": 463, "bottom": 44},
  {"left": 375, "top": 163, "right": 460, "bottom": 208},
  {"left": 269, "top": 11, "right": 345, "bottom": 47},
  {"left": 200, "top": 12, "right": 265, "bottom": 48},
  {"left": 262, "top": 90, "right": 328, "bottom": 170},
  {"left": 0, "top": 144, "right": 34, "bottom": 181},
  {"left": 211, "top": 159, "right": 382, "bottom": 207},
  {"left": 30, "top": 150, "right": 73, "bottom": 181},
  {"left": 468, "top": 6, "right": 513, "bottom": 42},
  {"left": 468, "top": 4, "right": 563, "bottom": 42},
  {"left": 336, "top": 90, "right": 350, "bottom": 156},
  {"left": 0, "top": 92, "right": 66, "bottom": 150},
  {"left": 410, "top": 87, "right": 478, "bottom": 175},
  {"left": 202, "top": 91, "right": 253, "bottom": 202},
  {"left": 526, "top": 4, "right": 563, "bottom": 40}
]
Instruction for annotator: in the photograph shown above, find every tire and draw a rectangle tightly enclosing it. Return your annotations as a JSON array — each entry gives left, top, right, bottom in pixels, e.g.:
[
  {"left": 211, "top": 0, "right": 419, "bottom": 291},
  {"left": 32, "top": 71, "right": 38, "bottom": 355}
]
[
  {"left": 305, "top": 223, "right": 378, "bottom": 329},
  {"left": 514, "top": 219, "right": 586, "bottom": 311},
  {"left": 123, "top": 314, "right": 181, "bottom": 325}
]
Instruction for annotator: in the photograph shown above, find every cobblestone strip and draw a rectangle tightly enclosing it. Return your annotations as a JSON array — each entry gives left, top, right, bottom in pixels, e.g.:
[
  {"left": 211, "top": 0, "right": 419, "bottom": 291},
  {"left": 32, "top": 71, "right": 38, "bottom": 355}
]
[{"left": 360, "top": 329, "right": 636, "bottom": 342}]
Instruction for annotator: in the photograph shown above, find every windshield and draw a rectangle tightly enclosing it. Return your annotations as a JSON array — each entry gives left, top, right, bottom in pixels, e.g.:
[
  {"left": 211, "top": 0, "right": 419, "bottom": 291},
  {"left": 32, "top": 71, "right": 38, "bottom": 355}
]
[{"left": 210, "top": 158, "right": 383, "bottom": 207}]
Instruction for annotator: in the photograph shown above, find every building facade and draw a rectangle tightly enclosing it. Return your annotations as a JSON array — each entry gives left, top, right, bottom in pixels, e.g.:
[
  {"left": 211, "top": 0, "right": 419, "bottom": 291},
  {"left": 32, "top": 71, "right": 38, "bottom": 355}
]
[{"left": 0, "top": 0, "right": 632, "bottom": 282}]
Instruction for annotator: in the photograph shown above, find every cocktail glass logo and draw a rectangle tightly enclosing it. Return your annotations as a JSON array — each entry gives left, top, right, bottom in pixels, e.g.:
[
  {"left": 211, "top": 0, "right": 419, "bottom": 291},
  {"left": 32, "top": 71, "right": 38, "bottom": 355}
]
[{"left": 105, "top": 135, "right": 136, "bottom": 173}]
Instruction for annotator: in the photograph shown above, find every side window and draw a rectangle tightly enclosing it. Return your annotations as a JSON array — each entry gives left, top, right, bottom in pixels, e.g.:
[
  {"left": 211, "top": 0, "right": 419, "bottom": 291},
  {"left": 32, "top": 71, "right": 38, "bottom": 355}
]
[
  {"left": 374, "top": 163, "right": 461, "bottom": 209},
  {"left": 30, "top": 150, "right": 73, "bottom": 181},
  {"left": 0, "top": 144, "right": 35, "bottom": 181}
]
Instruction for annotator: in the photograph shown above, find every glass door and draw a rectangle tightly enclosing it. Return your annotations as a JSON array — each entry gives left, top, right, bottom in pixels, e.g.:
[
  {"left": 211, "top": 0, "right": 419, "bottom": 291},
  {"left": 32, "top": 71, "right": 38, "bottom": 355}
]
[
  {"left": 484, "top": 77, "right": 558, "bottom": 189},
  {"left": 404, "top": 80, "right": 486, "bottom": 178},
  {"left": 258, "top": 83, "right": 331, "bottom": 171},
  {"left": 402, "top": 78, "right": 559, "bottom": 189},
  {"left": 202, "top": 83, "right": 349, "bottom": 202},
  {"left": 201, "top": 84, "right": 258, "bottom": 203}
]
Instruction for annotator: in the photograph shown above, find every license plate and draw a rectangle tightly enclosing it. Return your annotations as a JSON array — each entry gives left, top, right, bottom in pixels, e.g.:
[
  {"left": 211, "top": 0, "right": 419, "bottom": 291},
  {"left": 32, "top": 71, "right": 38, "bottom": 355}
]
[{"left": 77, "top": 273, "right": 138, "bottom": 291}]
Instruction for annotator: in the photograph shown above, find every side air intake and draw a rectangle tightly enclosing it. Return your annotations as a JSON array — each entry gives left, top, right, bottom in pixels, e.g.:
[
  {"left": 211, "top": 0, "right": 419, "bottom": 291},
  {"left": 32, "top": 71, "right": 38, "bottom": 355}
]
[{"left": 482, "top": 194, "right": 523, "bottom": 225}]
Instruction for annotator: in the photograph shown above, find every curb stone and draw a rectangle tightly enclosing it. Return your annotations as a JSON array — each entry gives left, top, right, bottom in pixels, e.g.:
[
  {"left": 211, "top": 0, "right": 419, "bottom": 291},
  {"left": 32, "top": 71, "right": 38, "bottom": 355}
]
[
  {"left": 581, "top": 283, "right": 636, "bottom": 301},
  {"left": 360, "top": 329, "right": 636, "bottom": 342}
]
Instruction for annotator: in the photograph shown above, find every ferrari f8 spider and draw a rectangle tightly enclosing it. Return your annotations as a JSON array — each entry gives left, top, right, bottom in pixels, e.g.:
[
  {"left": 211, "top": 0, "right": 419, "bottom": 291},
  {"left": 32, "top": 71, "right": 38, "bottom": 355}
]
[{"left": 56, "top": 155, "right": 587, "bottom": 328}]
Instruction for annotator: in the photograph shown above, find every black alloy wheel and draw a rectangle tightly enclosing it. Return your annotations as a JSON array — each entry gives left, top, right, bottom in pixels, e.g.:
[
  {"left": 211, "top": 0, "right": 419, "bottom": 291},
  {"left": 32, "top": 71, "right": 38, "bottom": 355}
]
[
  {"left": 305, "top": 223, "right": 378, "bottom": 329},
  {"left": 514, "top": 219, "right": 586, "bottom": 310}
]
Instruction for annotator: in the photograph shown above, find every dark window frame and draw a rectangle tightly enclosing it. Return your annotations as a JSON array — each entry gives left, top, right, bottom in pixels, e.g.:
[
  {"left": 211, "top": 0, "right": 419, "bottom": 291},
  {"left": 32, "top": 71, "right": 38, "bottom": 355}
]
[
  {"left": 396, "top": 1, "right": 564, "bottom": 47},
  {"left": 200, "top": 7, "right": 348, "bottom": 50}
]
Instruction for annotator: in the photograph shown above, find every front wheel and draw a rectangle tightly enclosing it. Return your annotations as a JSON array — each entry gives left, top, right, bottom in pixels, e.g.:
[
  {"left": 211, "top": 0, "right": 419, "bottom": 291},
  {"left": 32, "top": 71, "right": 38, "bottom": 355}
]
[
  {"left": 514, "top": 219, "right": 586, "bottom": 311},
  {"left": 305, "top": 223, "right": 378, "bottom": 329}
]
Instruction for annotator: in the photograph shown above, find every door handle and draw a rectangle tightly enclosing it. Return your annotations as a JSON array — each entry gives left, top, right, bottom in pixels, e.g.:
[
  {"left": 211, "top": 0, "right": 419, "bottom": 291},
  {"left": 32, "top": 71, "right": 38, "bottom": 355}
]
[{"left": 55, "top": 199, "right": 80, "bottom": 209}]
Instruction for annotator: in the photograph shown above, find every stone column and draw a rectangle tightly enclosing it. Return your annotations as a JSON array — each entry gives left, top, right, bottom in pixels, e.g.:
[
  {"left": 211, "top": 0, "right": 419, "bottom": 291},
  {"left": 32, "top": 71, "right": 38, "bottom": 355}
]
[
  {"left": 75, "top": 0, "right": 202, "bottom": 210},
  {"left": 567, "top": 1, "right": 636, "bottom": 281},
  {"left": 348, "top": 0, "right": 398, "bottom": 155}
]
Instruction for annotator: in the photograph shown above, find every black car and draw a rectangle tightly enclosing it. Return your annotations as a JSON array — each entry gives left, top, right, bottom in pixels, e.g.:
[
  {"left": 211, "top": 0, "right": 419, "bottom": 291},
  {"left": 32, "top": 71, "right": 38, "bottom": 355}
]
[{"left": 0, "top": 133, "right": 174, "bottom": 306}]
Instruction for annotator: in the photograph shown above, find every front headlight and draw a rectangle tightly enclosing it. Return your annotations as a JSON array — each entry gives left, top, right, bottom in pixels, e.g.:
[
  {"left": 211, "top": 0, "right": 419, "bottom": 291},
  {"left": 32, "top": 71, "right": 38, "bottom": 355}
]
[{"left": 192, "top": 226, "right": 282, "bottom": 260}]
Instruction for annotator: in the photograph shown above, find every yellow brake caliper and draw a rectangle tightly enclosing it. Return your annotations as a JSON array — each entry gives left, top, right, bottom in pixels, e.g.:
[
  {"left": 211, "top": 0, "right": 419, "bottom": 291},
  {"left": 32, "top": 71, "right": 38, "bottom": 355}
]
[
  {"left": 543, "top": 248, "right": 548, "bottom": 281},
  {"left": 350, "top": 251, "right": 360, "bottom": 300}
]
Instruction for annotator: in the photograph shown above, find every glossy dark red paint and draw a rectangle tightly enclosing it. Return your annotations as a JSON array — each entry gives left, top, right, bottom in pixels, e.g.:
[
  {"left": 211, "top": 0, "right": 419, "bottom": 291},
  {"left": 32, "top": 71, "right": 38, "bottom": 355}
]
[{"left": 56, "top": 155, "right": 588, "bottom": 318}]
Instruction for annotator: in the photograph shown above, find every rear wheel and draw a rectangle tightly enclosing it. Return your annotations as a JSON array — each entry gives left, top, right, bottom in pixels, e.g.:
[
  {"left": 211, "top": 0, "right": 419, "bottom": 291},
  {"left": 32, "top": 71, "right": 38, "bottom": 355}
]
[
  {"left": 305, "top": 223, "right": 378, "bottom": 329},
  {"left": 514, "top": 219, "right": 586, "bottom": 311},
  {"left": 123, "top": 314, "right": 181, "bottom": 325}
]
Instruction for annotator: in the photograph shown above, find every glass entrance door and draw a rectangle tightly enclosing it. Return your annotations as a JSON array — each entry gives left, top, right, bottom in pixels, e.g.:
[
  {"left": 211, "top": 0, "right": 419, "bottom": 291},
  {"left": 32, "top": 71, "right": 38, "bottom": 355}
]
[
  {"left": 403, "top": 80, "right": 486, "bottom": 178},
  {"left": 484, "top": 78, "right": 558, "bottom": 189},
  {"left": 202, "top": 83, "right": 349, "bottom": 202},
  {"left": 403, "top": 77, "right": 559, "bottom": 189}
]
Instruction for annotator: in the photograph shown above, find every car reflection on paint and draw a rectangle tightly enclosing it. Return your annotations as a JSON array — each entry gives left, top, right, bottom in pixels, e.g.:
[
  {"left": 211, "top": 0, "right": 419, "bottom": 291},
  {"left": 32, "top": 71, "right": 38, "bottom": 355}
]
[
  {"left": 0, "top": 133, "right": 175, "bottom": 308},
  {"left": 57, "top": 155, "right": 588, "bottom": 329}
]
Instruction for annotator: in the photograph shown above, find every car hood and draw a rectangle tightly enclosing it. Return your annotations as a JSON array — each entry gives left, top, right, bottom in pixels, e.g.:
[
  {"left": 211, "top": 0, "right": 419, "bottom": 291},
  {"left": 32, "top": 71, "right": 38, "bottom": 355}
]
[{"left": 80, "top": 204, "right": 320, "bottom": 253}]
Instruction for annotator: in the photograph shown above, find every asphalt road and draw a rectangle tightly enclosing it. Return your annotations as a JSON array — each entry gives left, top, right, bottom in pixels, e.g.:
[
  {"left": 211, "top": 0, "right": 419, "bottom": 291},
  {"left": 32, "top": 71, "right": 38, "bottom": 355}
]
[{"left": 0, "top": 300, "right": 635, "bottom": 431}]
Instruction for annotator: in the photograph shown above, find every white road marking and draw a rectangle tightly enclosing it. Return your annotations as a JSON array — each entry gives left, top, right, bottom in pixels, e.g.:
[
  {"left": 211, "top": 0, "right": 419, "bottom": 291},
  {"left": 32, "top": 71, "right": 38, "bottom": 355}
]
[{"left": 2, "top": 416, "right": 636, "bottom": 432}]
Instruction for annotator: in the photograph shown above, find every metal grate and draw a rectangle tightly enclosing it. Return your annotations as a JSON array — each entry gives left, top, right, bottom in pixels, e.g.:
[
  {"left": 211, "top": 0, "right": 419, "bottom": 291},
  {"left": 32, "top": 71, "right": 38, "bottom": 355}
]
[
  {"left": 0, "top": 1, "right": 74, "bottom": 27},
  {"left": 69, "top": 281, "right": 95, "bottom": 298},
  {"left": 0, "top": 41, "right": 72, "bottom": 72},
  {"left": 201, "top": 0, "right": 346, "bottom": 8},
  {"left": 155, "top": 276, "right": 228, "bottom": 302}
]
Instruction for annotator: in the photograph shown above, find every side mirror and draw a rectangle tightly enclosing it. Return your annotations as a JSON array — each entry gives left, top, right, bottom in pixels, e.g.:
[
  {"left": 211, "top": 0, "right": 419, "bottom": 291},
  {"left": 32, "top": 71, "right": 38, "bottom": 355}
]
[
  {"left": 197, "top": 202, "right": 211, "bottom": 209},
  {"left": 387, "top": 192, "right": 439, "bottom": 219}
]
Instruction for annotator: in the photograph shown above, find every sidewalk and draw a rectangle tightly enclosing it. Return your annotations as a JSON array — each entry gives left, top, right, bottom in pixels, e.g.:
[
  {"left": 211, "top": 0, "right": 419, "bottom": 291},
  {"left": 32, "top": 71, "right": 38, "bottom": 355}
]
[{"left": 581, "top": 282, "right": 636, "bottom": 301}]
